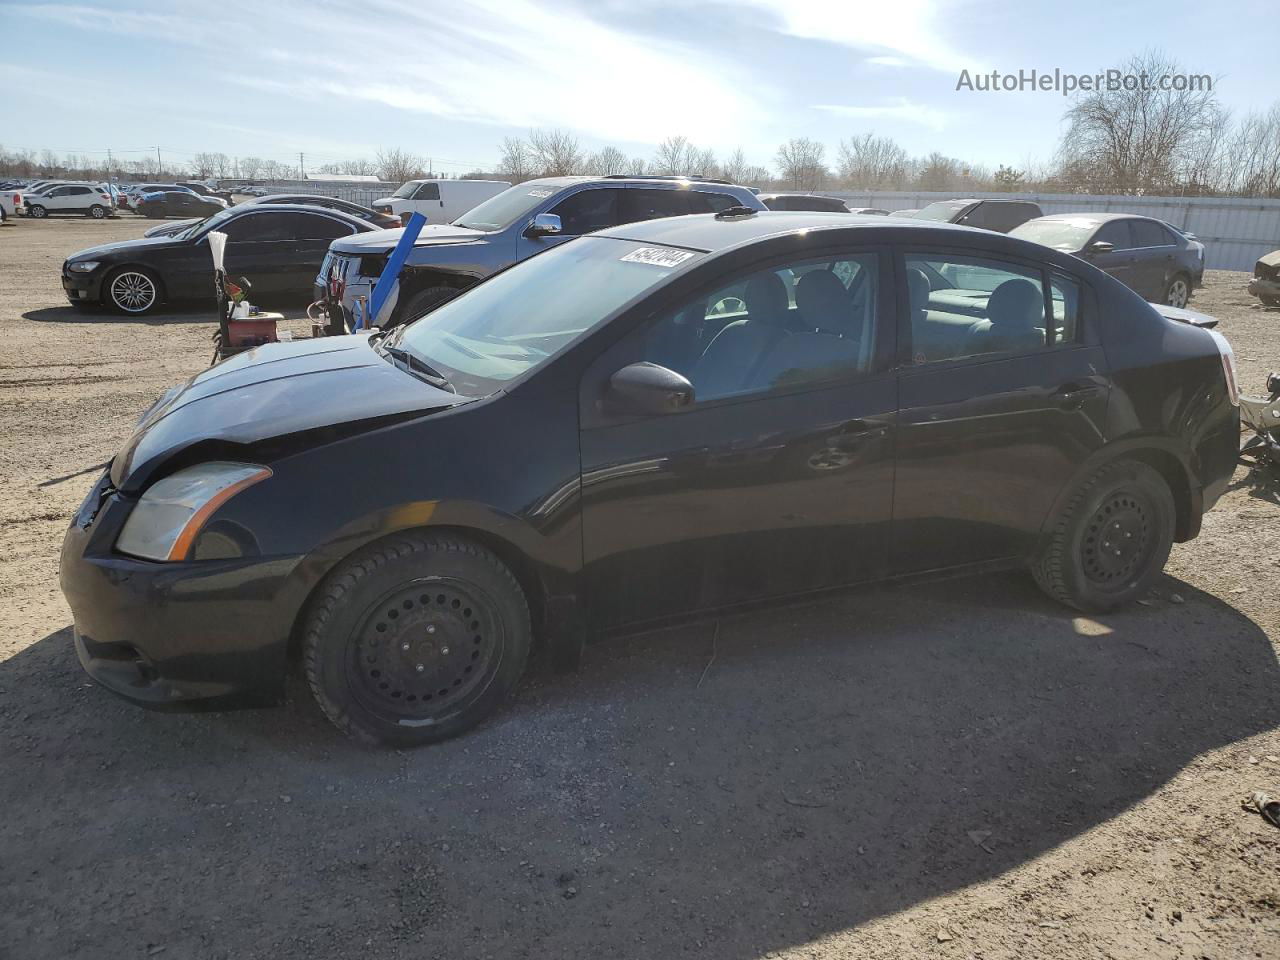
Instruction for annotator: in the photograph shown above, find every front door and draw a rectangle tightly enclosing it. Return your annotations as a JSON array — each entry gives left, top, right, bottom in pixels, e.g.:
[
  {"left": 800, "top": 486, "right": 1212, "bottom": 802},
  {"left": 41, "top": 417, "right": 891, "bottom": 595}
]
[
  {"left": 894, "top": 249, "right": 1109, "bottom": 571},
  {"left": 514, "top": 186, "right": 625, "bottom": 263},
  {"left": 1086, "top": 219, "right": 1137, "bottom": 292},
  {"left": 579, "top": 248, "right": 896, "bottom": 629}
]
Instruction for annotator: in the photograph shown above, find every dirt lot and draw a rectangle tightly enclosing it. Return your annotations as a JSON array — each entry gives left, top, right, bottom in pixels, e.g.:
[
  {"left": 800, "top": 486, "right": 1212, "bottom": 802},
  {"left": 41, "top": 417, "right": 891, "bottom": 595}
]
[{"left": 0, "top": 215, "right": 1277, "bottom": 960}]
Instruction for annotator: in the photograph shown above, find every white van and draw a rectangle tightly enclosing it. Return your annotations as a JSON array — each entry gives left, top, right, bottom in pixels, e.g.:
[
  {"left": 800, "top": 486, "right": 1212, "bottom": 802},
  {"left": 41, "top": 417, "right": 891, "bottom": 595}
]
[{"left": 371, "top": 179, "right": 511, "bottom": 225}]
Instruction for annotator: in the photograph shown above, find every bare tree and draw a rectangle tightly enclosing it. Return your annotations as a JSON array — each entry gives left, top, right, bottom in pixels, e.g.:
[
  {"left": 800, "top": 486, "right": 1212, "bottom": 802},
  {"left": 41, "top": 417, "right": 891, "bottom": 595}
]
[
  {"left": 628, "top": 156, "right": 648, "bottom": 176},
  {"left": 497, "top": 136, "right": 533, "bottom": 182},
  {"left": 1223, "top": 104, "right": 1280, "bottom": 197},
  {"left": 775, "top": 137, "right": 827, "bottom": 190},
  {"left": 914, "top": 152, "right": 962, "bottom": 190},
  {"left": 584, "top": 145, "right": 629, "bottom": 176},
  {"left": 527, "top": 129, "right": 583, "bottom": 177},
  {"left": 836, "top": 133, "right": 908, "bottom": 189},
  {"left": 652, "top": 135, "right": 692, "bottom": 175},
  {"left": 1056, "top": 50, "right": 1224, "bottom": 194},
  {"left": 376, "top": 147, "right": 427, "bottom": 183},
  {"left": 238, "top": 156, "right": 265, "bottom": 180}
]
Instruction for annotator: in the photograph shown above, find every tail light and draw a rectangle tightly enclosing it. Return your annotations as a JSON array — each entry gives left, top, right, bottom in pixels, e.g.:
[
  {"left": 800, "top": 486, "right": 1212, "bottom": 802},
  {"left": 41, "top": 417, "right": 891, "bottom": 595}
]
[{"left": 1207, "top": 329, "right": 1239, "bottom": 406}]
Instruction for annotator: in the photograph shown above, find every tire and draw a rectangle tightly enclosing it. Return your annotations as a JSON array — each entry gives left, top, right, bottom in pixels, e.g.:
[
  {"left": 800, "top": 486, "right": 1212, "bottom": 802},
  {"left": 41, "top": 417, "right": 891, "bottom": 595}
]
[
  {"left": 1032, "top": 459, "right": 1175, "bottom": 613},
  {"left": 88, "top": 204, "right": 107, "bottom": 219},
  {"left": 303, "top": 532, "right": 532, "bottom": 747},
  {"left": 394, "top": 285, "right": 460, "bottom": 328},
  {"left": 1261, "top": 295, "right": 1280, "bottom": 308},
  {"left": 1164, "top": 274, "right": 1191, "bottom": 309},
  {"left": 103, "top": 267, "right": 161, "bottom": 315},
  {"left": 28, "top": 204, "right": 47, "bottom": 219}
]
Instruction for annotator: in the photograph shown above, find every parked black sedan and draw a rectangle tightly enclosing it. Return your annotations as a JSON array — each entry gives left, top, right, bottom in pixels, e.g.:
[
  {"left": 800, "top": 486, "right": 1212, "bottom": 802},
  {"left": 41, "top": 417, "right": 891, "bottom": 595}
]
[
  {"left": 62, "top": 204, "right": 379, "bottom": 314},
  {"left": 60, "top": 212, "right": 1240, "bottom": 746},
  {"left": 1011, "top": 213, "right": 1206, "bottom": 307},
  {"left": 134, "top": 190, "right": 227, "bottom": 220},
  {"left": 142, "top": 196, "right": 399, "bottom": 239}
]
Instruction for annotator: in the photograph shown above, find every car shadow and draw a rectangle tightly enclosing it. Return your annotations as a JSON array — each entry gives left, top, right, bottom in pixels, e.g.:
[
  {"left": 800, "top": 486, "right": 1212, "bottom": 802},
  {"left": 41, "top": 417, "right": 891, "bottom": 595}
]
[
  {"left": 1, "top": 571, "right": 1275, "bottom": 959},
  {"left": 23, "top": 304, "right": 218, "bottom": 326},
  {"left": 1227, "top": 462, "right": 1280, "bottom": 506}
]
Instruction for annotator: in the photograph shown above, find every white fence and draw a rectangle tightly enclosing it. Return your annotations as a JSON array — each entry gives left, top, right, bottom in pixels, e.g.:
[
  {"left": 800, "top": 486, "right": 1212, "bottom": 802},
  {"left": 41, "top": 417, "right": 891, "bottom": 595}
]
[{"left": 830, "top": 190, "right": 1280, "bottom": 272}]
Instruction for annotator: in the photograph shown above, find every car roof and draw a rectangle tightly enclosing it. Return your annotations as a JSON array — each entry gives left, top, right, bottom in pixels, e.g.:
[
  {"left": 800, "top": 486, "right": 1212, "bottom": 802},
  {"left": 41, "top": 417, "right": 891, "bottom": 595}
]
[
  {"left": 226, "top": 202, "right": 373, "bottom": 225},
  {"left": 520, "top": 175, "right": 743, "bottom": 191},
  {"left": 1027, "top": 212, "right": 1151, "bottom": 225},
  {"left": 596, "top": 210, "right": 987, "bottom": 254}
]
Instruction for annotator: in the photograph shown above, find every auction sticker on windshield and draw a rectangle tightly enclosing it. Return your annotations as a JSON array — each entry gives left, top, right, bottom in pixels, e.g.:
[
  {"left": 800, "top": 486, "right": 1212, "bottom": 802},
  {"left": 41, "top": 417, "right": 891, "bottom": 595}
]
[{"left": 619, "top": 246, "right": 696, "bottom": 268}]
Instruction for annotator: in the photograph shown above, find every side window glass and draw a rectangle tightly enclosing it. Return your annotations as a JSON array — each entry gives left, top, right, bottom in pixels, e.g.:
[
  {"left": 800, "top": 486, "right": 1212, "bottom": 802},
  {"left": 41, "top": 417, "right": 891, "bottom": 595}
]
[
  {"left": 688, "top": 192, "right": 738, "bottom": 214},
  {"left": 905, "top": 255, "right": 1045, "bottom": 363},
  {"left": 1131, "top": 220, "right": 1169, "bottom": 247},
  {"left": 548, "top": 188, "right": 621, "bottom": 235},
  {"left": 637, "top": 254, "right": 878, "bottom": 403},
  {"left": 415, "top": 183, "right": 441, "bottom": 201},
  {"left": 295, "top": 214, "right": 356, "bottom": 239},
  {"left": 1049, "top": 274, "right": 1081, "bottom": 346},
  {"left": 621, "top": 188, "right": 688, "bottom": 223},
  {"left": 1093, "top": 220, "right": 1133, "bottom": 249}
]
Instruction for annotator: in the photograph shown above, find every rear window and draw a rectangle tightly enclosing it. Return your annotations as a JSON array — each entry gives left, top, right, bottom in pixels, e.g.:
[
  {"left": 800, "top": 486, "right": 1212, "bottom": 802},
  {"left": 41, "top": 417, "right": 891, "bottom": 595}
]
[{"left": 913, "top": 200, "right": 972, "bottom": 222}]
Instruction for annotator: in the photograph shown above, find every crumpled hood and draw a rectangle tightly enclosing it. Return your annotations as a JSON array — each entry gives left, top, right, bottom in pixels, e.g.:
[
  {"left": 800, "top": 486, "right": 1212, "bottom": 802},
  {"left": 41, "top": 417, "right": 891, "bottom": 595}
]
[
  {"left": 111, "top": 334, "right": 465, "bottom": 491},
  {"left": 1259, "top": 249, "right": 1280, "bottom": 269},
  {"left": 329, "top": 223, "right": 487, "bottom": 255}
]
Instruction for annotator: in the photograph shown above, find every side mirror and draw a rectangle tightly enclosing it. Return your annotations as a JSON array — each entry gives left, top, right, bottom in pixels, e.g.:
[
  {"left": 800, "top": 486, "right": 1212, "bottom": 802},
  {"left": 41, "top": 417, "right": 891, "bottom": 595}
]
[
  {"left": 524, "top": 213, "right": 562, "bottom": 238},
  {"left": 606, "top": 362, "right": 694, "bottom": 416},
  {"left": 1084, "top": 240, "right": 1114, "bottom": 257}
]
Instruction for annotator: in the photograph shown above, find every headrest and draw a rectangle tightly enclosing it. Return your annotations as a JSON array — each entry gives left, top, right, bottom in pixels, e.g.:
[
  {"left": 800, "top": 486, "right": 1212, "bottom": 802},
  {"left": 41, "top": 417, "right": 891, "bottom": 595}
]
[
  {"left": 986, "top": 278, "right": 1043, "bottom": 330},
  {"left": 743, "top": 272, "right": 789, "bottom": 325},
  {"left": 795, "top": 270, "right": 850, "bottom": 332},
  {"left": 906, "top": 268, "right": 931, "bottom": 309}
]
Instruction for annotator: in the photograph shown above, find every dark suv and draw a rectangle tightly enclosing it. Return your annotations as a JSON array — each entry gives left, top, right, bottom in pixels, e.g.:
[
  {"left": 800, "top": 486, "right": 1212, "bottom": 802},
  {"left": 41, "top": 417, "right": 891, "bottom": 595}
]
[
  {"left": 317, "top": 175, "right": 766, "bottom": 329},
  {"left": 1012, "top": 214, "right": 1206, "bottom": 307},
  {"left": 63, "top": 210, "right": 1240, "bottom": 746},
  {"left": 911, "top": 198, "right": 1043, "bottom": 232}
]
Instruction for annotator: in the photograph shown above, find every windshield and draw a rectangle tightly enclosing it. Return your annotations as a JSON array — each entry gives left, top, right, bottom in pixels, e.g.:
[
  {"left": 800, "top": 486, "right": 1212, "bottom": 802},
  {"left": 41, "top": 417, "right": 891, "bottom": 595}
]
[
  {"left": 392, "top": 181, "right": 422, "bottom": 198},
  {"left": 394, "top": 236, "right": 699, "bottom": 395},
  {"left": 455, "top": 181, "right": 560, "bottom": 232},
  {"left": 912, "top": 200, "right": 972, "bottom": 221},
  {"left": 1010, "top": 217, "right": 1098, "bottom": 251}
]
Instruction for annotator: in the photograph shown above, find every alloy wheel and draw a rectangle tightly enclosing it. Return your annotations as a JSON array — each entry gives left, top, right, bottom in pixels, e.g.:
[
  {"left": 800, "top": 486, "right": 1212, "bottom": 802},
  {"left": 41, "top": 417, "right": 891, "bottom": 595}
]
[
  {"left": 1166, "top": 278, "right": 1189, "bottom": 308},
  {"left": 109, "top": 271, "right": 157, "bottom": 313},
  {"left": 29, "top": 205, "right": 46, "bottom": 218}
]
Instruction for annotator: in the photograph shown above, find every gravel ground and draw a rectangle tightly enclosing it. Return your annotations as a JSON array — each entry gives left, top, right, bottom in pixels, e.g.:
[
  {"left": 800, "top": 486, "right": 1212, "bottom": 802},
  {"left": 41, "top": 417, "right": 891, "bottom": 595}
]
[{"left": 0, "top": 215, "right": 1277, "bottom": 960}]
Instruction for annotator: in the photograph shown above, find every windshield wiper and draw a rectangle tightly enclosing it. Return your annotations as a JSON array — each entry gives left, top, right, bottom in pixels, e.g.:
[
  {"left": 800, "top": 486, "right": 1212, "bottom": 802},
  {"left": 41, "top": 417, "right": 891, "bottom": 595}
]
[{"left": 381, "top": 344, "right": 456, "bottom": 393}]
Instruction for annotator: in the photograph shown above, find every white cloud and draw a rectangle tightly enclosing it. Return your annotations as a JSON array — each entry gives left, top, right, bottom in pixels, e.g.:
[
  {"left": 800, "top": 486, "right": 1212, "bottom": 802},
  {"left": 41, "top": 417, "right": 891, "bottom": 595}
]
[
  {"left": 813, "top": 98, "right": 951, "bottom": 130},
  {"left": 741, "top": 0, "right": 976, "bottom": 73}
]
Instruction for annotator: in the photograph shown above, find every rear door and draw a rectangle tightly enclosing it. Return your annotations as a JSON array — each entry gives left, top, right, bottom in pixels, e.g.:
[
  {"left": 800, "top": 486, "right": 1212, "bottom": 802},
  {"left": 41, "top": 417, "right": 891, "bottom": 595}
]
[
  {"left": 1128, "top": 219, "right": 1177, "bottom": 299},
  {"left": 894, "top": 247, "right": 1108, "bottom": 570}
]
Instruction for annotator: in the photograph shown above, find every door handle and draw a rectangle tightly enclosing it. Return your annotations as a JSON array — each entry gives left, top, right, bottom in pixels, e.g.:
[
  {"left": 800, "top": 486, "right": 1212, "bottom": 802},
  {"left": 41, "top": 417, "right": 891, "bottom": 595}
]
[{"left": 1053, "top": 382, "right": 1102, "bottom": 407}]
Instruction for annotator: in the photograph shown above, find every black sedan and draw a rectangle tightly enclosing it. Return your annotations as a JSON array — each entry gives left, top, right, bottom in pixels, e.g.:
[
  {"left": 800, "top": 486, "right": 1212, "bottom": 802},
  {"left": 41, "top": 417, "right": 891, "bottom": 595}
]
[
  {"left": 134, "top": 190, "right": 227, "bottom": 220},
  {"left": 60, "top": 212, "right": 1240, "bottom": 746},
  {"left": 62, "top": 204, "right": 379, "bottom": 314},
  {"left": 1011, "top": 213, "right": 1206, "bottom": 307}
]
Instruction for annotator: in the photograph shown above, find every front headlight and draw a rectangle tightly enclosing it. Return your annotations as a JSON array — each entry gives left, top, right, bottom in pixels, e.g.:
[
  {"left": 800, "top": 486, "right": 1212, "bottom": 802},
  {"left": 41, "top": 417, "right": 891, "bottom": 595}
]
[
  {"left": 69, "top": 261, "right": 100, "bottom": 273},
  {"left": 116, "top": 462, "right": 271, "bottom": 561}
]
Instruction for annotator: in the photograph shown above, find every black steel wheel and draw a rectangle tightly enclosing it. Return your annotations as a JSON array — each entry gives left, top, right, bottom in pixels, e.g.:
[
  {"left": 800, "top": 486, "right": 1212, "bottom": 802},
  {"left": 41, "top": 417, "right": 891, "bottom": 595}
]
[
  {"left": 1032, "top": 459, "right": 1175, "bottom": 612},
  {"left": 303, "top": 532, "right": 531, "bottom": 746}
]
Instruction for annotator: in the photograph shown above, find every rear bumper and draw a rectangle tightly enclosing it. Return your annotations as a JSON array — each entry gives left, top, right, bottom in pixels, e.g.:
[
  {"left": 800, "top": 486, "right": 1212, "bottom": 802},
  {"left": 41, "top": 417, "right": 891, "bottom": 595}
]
[{"left": 60, "top": 477, "right": 304, "bottom": 710}]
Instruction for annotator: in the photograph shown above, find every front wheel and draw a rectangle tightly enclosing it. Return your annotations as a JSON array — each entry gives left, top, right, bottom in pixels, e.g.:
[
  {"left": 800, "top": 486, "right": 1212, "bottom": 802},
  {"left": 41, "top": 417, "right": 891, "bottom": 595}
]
[
  {"left": 104, "top": 268, "right": 161, "bottom": 314},
  {"left": 88, "top": 204, "right": 107, "bottom": 219},
  {"left": 28, "top": 204, "right": 47, "bottom": 219},
  {"left": 303, "top": 532, "right": 532, "bottom": 747},
  {"left": 1032, "top": 460, "right": 1175, "bottom": 612},
  {"left": 393, "top": 285, "right": 460, "bottom": 328},
  {"left": 1164, "top": 274, "right": 1191, "bottom": 308}
]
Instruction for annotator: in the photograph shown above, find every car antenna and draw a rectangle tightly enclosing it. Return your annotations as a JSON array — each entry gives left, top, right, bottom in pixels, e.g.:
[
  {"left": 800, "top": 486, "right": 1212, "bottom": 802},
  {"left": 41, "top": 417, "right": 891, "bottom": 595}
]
[{"left": 714, "top": 206, "right": 758, "bottom": 220}]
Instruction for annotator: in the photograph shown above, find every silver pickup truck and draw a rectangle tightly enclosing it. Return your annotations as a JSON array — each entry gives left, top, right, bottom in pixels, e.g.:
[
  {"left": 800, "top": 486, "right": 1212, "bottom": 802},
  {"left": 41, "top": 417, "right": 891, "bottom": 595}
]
[{"left": 316, "top": 175, "right": 766, "bottom": 329}]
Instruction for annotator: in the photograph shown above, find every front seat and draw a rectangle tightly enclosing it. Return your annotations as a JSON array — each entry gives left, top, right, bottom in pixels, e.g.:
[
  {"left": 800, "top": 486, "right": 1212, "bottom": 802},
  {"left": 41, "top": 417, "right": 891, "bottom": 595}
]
[
  {"left": 964, "top": 278, "right": 1044, "bottom": 355},
  {"left": 749, "top": 271, "right": 862, "bottom": 390},
  {"left": 694, "top": 272, "right": 790, "bottom": 399}
]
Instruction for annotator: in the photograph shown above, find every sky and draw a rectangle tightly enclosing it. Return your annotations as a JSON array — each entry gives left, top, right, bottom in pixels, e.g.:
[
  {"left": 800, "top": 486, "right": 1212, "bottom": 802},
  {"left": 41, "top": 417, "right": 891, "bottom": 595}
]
[{"left": 1, "top": 0, "right": 1275, "bottom": 177}]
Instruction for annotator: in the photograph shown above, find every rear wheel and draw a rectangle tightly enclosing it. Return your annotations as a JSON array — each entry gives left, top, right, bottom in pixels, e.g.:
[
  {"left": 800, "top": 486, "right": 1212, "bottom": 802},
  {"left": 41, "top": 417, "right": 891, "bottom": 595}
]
[
  {"left": 1032, "top": 460, "right": 1175, "bottom": 612},
  {"left": 88, "top": 204, "right": 107, "bottom": 219},
  {"left": 28, "top": 204, "right": 47, "bottom": 219},
  {"left": 1164, "top": 274, "right": 1191, "bottom": 308},
  {"left": 303, "top": 532, "right": 532, "bottom": 746},
  {"left": 104, "top": 267, "right": 161, "bottom": 314}
]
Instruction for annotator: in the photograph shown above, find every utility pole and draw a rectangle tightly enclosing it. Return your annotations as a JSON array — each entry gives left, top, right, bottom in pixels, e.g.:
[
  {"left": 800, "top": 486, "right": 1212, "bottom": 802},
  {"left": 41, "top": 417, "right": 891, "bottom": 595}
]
[
  {"left": 106, "top": 148, "right": 113, "bottom": 181},
  {"left": 154, "top": 146, "right": 163, "bottom": 176},
  {"left": 298, "top": 152, "right": 305, "bottom": 180}
]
